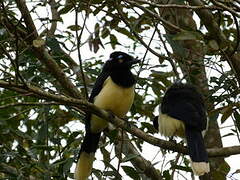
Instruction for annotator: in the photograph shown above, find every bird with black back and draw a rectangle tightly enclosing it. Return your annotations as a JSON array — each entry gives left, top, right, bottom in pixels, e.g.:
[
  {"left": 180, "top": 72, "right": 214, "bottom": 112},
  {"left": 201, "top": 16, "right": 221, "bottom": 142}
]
[
  {"left": 153, "top": 82, "right": 210, "bottom": 176},
  {"left": 75, "top": 51, "right": 140, "bottom": 180}
]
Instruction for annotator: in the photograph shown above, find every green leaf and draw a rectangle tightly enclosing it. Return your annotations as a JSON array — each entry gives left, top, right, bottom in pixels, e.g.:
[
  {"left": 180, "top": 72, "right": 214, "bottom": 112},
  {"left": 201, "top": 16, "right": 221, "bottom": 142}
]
[
  {"left": 116, "top": 27, "right": 133, "bottom": 39},
  {"left": 222, "top": 132, "right": 235, "bottom": 138},
  {"left": 31, "top": 145, "right": 55, "bottom": 151},
  {"left": 122, "top": 154, "right": 139, "bottom": 162},
  {"left": 221, "top": 106, "right": 233, "bottom": 124},
  {"left": 11, "top": 129, "right": 32, "bottom": 141},
  {"left": 109, "top": 34, "right": 119, "bottom": 49},
  {"left": 171, "top": 165, "right": 192, "bottom": 172},
  {"left": 234, "top": 112, "right": 240, "bottom": 133},
  {"left": 173, "top": 31, "right": 203, "bottom": 41},
  {"left": 63, "top": 158, "right": 74, "bottom": 173},
  {"left": 101, "top": 27, "right": 110, "bottom": 39},
  {"left": 107, "top": 129, "right": 118, "bottom": 143},
  {"left": 92, "top": 0, "right": 103, "bottom": 4},
  {"left": 208, "top": 40, "right": 219, "bottom": 51},
  {"left": 100, "top": 147, "right": 110, "bottom": 163},
  {"left": 46, "top": 37, "right": 61, "bottom": 52},
  {"left": 122, "top": 166, "right": 140, "bottom": 180},
  {"left": 94, "top": 23, "right": 100, "bottom": 37},
  {"left": 37, "top": 123, "right": 48, "bottom": 142},
  {"left": 162, "top": 170, "right": 171, "bottom": 180},
  {"left": 59, "top": 4, "right": 74, "bottom": 15},
  {"left": 102, "top": 161, "right": 122, "bottom": 178},
  {"left": 67, "top": 25, "right": 82, "bottom": 31}
]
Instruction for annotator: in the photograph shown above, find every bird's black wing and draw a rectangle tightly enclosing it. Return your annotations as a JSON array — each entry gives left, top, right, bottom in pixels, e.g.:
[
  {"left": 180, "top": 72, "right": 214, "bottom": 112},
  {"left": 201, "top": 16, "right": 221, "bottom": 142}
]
[
  {"left": 162, "top": 99, "right": 206, "bottom": 130},
  {"left": 161, "top": 84, "right": 209, "bottom": 175},
  {"left": 88, "top": 63, "right": 110, "bottom": 103},
  {"left": 76, "top": 64, "right": 110, "bottom": 179},
  {"left": 161, "top": 84, "right": 207, "bottom": 130}
]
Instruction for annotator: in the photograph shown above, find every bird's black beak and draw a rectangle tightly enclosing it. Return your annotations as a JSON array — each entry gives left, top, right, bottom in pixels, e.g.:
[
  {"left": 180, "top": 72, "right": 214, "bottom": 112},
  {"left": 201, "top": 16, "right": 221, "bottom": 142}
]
[{"left": 127, "top": 58, "right": 140, "bottom": 65}]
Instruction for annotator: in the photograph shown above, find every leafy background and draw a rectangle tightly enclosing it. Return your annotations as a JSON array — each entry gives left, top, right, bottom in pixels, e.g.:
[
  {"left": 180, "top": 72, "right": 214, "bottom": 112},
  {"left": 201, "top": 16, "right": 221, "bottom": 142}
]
[{"left": 0, "top": 0, "right": 240, "bottom": 179}]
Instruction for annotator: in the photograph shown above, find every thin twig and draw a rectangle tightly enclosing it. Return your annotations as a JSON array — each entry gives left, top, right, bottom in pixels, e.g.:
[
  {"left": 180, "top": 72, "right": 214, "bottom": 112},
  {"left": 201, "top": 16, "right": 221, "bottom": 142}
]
[
  {"left": 230, "top": 12, "right": 240, "bottom": 57},
  {"left": 0, "top": 102, "right": 62, "bottom": 109},
  {"left": 0, "top": 44, "right": 26, "bottom": 85},
  {"left": 74, "top": 0, "right": 90, "bottom": 99},
  {"left": 0, "top": 80, "right": 240, "bottom": 157},
  {"left": 155, "top": 23, "right": 179, "bottom": 79},
  {"left": 128, "top": 0, "right": 223, "bottom": 10},
  {"left": 117, "top": 129, "right": 124, "bottom": 172},
  {"left": 115, "top": 2, "right": 169, "bottom": 60},
  {"left": 170, "top": 153, "right": 181, "bottom": 180},
  {"left": 125, "top": 0, "right": 183, "bottom": 32},
  {"left": 136, "top": 27, "right": 157, "bottom": 79},
  {"left": 210, "top": 0, "right": 240, "bottom": 18}
]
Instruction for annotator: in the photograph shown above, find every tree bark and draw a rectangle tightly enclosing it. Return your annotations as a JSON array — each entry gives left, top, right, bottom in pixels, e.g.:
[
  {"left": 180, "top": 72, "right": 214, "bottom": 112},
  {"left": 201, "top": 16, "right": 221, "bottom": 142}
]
[{"left": 154, "top": 0, "right": 229, "bottom": 179}]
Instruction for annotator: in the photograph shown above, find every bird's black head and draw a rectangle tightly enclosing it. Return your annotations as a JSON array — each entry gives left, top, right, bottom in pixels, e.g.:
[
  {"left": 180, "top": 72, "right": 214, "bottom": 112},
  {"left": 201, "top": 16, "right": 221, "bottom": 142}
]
[
  {"left": 102, "top": 51, "right": 139, "bottom": 87},
  {"left": 106, "top": 51, "right": 140, "bottom": 70}
]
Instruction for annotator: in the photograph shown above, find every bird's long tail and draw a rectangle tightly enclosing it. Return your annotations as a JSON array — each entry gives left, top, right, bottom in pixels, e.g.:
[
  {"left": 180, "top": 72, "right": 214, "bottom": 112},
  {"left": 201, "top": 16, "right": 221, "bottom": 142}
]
[
  {"left": 185, "top": 126, "right": 210, "bottom": 176},
  {"left": 74, "top": 131, "right": 101, "bottom": 180}
]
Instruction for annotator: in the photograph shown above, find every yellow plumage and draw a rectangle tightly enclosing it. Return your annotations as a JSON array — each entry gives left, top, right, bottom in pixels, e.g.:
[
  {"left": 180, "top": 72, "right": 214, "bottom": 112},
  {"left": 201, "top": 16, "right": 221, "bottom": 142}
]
[
  {"left": 90, "top": 77, "right": 135, "bottom": 133},
  {"left": 158, "top": 114, "right": 185, "bottom": 137},
  {"left": 75, "top": 77, "right": 135, "bottom": 180},
  {"left": 74, "top": 152, "right": 95, "bottom": 180}
]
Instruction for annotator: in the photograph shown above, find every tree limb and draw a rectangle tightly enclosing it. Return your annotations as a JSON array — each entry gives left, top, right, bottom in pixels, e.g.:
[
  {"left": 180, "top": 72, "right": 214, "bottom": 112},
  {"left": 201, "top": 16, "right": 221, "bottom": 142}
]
[
  {"left": 15, "top": 0, "right": 83, "bottom": 99},
  {"left": 132, "top": 0, "right": 223, "bottom": 10},
  {"left": 0, "top": 80, "right": 240, "bottom": 158},
  {"left": 209, "top": 0, "right": 240, "bottom": 18},
  {"left": 188, "top": 0, "right": 240, "bottom": 85},
  {"left": 114, "top": 131, "right": 162, "bottom": 179},
  {"left": 124, "top": 0, "right": 183, "bottom": 33}
]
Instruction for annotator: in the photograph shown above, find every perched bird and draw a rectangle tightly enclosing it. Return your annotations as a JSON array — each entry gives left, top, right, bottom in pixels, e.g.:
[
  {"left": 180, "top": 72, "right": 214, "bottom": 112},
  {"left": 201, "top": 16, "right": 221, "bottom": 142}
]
[
  {"left": 75, "top": 51, "right": 139, "bottom": 180},
  {"left": 153, "top": 82, "right": 209, "bottom": 176}
]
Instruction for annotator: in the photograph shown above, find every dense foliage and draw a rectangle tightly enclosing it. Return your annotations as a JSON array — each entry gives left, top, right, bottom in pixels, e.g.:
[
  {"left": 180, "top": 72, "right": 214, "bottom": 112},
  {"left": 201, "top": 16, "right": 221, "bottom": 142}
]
[{"left": 0, "top": 0, "right": 240, "bottom": 179}]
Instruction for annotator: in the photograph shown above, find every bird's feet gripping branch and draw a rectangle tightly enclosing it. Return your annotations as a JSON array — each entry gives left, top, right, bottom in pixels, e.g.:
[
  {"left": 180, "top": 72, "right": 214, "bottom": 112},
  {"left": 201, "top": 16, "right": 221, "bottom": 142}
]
[
  {"left": 74, "top": 51, "right": 140, "bottom": 180},
  {"left": 153, "top": 82, "right": 210, "bottom": 176}
]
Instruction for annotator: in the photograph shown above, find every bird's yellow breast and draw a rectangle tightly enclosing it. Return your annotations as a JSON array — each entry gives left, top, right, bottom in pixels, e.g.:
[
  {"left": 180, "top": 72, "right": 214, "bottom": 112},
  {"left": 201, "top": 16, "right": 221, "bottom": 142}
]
[{"left": 90, "top": 77, "right": 135, "bottom": 133}]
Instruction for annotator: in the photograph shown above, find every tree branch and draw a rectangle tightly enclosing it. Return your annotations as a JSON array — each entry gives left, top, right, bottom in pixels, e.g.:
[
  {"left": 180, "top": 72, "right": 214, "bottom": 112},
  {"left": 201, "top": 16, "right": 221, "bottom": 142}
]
[
  {"left": 15, "top": 0, "right": 83, "bottom": 99},
  {"left": 114, "top": 131, "right": 162, "bottom": 179},
  {"left": 74, "top": 1, "right": 90, "bottom": 99},
  {"left": 0, "top": 80, "right": 240, "bottom": 158},
  {"left": 132, "top": 0, "right": 223, "bottom": 10},
  {"left": 0, "top": 102, "right": 62, "bottom": 109},
  {"left": 210, "top": 0, "right": 240, "bottom": 18},
  {"left": 124, "top": 0, "right": 183, "bottom": 33},
  {"left": 115, "top": 2, "right": 170, "bottom": 60},
  {"left": 188, "top": 0, "right": 240, "bottom": 85},
  {"left": 48, "top": 0, "right": 59, "bottom": 36}
]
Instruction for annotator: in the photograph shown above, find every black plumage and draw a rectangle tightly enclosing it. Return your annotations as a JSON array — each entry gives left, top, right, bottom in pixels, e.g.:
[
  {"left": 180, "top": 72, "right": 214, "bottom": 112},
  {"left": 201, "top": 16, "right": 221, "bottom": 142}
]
[
  {"left": 75, "top": 51, "right": 139, "bottom": 180},
  {"left": 153, "top": 82, "right": 209, "bottom": 176}
]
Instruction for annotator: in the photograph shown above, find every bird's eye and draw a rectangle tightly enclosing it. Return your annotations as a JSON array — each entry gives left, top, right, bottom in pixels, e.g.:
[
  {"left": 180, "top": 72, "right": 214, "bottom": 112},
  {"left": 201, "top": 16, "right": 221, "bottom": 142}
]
[{"left": 118, "top": 59, "right": 123, "bottom": 63}]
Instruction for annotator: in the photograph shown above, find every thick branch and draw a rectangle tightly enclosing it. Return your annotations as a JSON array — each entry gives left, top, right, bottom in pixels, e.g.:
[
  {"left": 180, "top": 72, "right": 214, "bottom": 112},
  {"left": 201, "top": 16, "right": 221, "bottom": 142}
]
[
  {"left": 15, "top": 0, "right": 38, "bottom": 41},
  {"left": 114, "top": 131, "right": 162, "bottom": 179},
  {"left": 133, "top": 0, "right": 223, "bottom": 10},
  {"left": 0, "top": 80, "right": 240, "bottom": 158},
  {"left": 15, "top": 0, "right": 82, "bottom": 99},
  {"left": 188, "top": 0, "right": 228, "bottom": 46},
  {"left": 210, "top": 0, "right": 240, "bottom": 18},
  {"left": 188, "top": 0, "right": 240, "bottom": 85},
  {"left": 48, "top": 0, "right": 59, "bottom": 36},
  {"left": 0, "top": 102, "right": 62, "bottom": 109}
]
